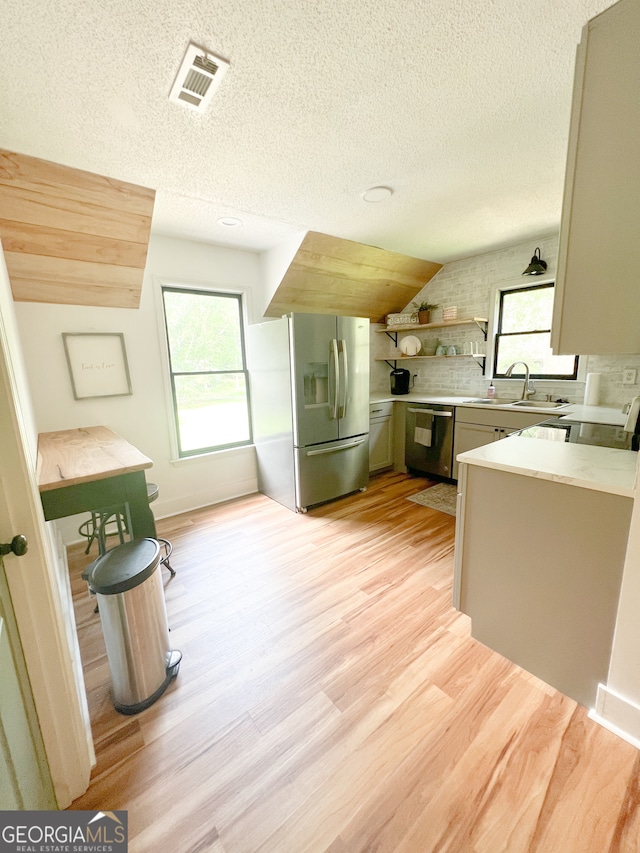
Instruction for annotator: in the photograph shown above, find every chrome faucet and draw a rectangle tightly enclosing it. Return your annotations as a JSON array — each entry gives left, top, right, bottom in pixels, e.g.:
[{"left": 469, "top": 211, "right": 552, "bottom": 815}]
[{"left": 505, "top": 362, "right": 535, "bottom": 400}]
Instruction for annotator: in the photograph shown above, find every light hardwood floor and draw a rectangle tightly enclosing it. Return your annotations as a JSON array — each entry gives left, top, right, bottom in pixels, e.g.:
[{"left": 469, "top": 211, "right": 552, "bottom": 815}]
[{"left": 68, "top": 471, "right": 640, "bottom": 852}]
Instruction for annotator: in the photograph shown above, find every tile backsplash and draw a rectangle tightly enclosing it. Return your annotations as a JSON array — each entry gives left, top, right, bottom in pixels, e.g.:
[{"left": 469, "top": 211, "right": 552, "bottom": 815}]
[{"left": 370, "top": 233, "right": 640, "bottom": 409}]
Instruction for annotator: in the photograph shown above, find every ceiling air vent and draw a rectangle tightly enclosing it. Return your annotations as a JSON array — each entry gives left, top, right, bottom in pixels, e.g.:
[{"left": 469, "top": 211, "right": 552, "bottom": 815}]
[{"left": 169, "top": 42, "right": 230, "bottom": 113}]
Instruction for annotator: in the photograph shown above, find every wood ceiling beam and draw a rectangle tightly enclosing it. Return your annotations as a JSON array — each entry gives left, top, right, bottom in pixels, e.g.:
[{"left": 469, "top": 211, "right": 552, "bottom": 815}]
[{"left": 0, "top": 149, "right": 155, "bottom": 308}]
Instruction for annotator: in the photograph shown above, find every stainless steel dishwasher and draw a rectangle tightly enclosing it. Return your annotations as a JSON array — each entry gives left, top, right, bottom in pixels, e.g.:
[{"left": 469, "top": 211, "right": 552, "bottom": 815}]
[{"left": 405, "top": 403, "right": 455, "bottom": 478}]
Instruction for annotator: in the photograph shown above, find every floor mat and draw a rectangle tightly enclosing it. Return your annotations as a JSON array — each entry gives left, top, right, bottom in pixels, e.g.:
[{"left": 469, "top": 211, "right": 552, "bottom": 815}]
[{"left": 406, "top": 482, "right": 457, "bottom": 516}]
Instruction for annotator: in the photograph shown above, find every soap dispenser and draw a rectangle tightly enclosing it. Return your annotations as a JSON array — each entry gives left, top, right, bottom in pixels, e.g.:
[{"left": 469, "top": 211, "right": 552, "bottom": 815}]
[{"left": 487, "top": 382, "right": 496, "bottom": 399}]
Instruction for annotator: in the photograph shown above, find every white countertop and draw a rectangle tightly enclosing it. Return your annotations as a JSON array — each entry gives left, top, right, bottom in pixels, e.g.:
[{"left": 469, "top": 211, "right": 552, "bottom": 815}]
[
  {"left": 457, "top": 435, "right": 638, "bottom": 497},
  {"left": 558, "top": 405, "right": 627, "bottom": 427},
  {"left": 370, "top": 393, "right": 627, "bottom": 424},
  {"left": 371, "top": 393, "right": 473, "bottom": 406},
  {"left": 371, "top": 392, "right": 637, "bottom": 496}
]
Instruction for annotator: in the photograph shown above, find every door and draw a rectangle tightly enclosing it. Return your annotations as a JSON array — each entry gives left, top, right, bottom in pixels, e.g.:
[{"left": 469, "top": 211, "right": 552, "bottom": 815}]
[
  {"left": 0, "top": 550, "right": 55, "bottom": 808},
  {"left": 0, "top": 247, "right": 55, "bottom": 807},
  {"left": 337, "top": 316, "right": 369, "bottom": 439},
  {"left": 0, "top": 241, "right": 92, "bottom": 806},
  {"left": 290, "top": 313, "right": 340, "bottom": 447}
]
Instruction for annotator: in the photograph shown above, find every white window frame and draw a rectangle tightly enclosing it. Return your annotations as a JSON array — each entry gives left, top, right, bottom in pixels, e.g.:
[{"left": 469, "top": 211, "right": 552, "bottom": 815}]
[
  {"left": 485, "top": 276, "right": 585, "bottom": 383},
  {"left": 154, "top": 276, "right": 254, "bottom": 462}
]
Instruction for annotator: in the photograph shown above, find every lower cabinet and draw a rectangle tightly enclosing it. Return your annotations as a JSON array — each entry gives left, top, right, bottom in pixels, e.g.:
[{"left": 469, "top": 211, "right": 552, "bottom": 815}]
[
  {"left": 453, "top": 407, "right": 550, "bottom": 479},
  {"left": 454, "top": 462, "right": 633, "bottom": 707},
  {"left": 369, "top": 401, "right": 394, "bottom": 472}
]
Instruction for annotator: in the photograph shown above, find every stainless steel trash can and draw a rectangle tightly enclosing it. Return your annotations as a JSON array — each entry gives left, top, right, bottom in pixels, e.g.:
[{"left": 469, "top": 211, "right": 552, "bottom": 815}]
[{"left": 82, "top": 538, "right": 182, "bottom": 715}]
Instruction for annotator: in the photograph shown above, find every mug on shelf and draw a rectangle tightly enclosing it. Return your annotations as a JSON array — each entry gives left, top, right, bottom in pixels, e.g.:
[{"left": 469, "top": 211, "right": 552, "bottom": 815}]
[
  {"left": 447, "top": 346, "right": 457, "bottom": 356},
  {"left": 435, "top": 345, "right": 446, "bottom": 356}
]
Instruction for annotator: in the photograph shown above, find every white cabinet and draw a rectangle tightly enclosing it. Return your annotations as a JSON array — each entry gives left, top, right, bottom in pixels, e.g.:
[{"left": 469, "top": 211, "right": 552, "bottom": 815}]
[
  {"left": 369, "top": 402, "right": 393, "bottom": 472},
  {"left": 454, "top": 462, "right": 633, "bottom": 707},
  {"left": 552, "top": 0, "right": 640, "bottom": 355},
  {"left": 453, "top": 407, "right": 549, "bottom": 479},
  {"left": 454, "top": 422, "right": 503, "bottom": 456}
]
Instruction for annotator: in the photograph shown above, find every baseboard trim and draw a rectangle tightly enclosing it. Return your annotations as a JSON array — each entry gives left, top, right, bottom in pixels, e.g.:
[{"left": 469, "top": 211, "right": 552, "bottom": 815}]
[
  {"left": 153, "top": 480, "right": 258, "bottom": 520},
  {"left": 589, "top": 684, "right": 640, "bottom": 750},
  {"left": 58, "top": 481, "right": 259, "bottom": 546}
]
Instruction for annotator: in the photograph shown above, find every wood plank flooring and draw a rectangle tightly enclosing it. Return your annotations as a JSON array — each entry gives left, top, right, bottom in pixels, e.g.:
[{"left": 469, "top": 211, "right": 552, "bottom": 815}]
[{"left": 68, "top": 471, "right": 640, "bottom": 852}]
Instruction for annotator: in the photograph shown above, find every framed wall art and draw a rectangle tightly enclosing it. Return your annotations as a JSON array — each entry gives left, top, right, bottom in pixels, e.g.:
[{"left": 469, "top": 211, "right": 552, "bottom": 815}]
[{"left": 62, "top": 332, "right": 133, "bottom": 400}]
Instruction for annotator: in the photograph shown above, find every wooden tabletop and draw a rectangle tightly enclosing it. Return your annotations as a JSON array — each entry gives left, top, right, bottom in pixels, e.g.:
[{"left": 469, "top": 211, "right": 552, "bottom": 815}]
[{"left": 37, "top": 426, "right": 153, "bottom": 492}]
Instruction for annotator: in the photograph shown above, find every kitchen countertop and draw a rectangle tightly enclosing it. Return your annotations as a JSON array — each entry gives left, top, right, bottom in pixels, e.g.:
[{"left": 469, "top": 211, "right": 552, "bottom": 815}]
[
  {"left": 370, "top": 393, "right": 627, "bottom": 424},
  {"left": 370, "top": 393, "right": 636, "bottom": 496},
  {"left": 558, "top": 405, "right": 627, "bottom": 427},
  {"left": 457, "top": 435, "right": 637, "bottom": 498}
]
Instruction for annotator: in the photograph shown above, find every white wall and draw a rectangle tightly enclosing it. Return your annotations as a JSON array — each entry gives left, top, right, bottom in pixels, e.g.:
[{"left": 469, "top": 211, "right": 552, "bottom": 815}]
[
  {"left": 15, "top": 235, "right": 262, "bottom": 541},
  {"left": 371, "top": 233, "right": 640, "bottom": 407},
  {"left": 257, "top": 231, "right": 306, "bottom": 320}
]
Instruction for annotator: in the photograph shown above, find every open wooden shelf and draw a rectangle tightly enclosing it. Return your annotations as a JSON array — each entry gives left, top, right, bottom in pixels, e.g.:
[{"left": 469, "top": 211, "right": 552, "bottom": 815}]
[
  {"left": 376, "top": 317, "right": 488, "bottom": 333},
  {"left": 374, "top": 354, "right": 485, "bottom": 362}
]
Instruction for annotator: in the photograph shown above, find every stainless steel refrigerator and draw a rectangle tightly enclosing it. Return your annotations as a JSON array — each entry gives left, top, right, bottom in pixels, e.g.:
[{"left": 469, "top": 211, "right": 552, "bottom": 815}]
[{"left": 248, "top": 313, "right": 370, "bottom": 512}]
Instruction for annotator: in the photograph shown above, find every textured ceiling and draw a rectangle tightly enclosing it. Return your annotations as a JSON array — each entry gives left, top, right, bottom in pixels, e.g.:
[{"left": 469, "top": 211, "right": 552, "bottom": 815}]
[{"left": 0, "top": 0, "right": 613, "bottom": 263}]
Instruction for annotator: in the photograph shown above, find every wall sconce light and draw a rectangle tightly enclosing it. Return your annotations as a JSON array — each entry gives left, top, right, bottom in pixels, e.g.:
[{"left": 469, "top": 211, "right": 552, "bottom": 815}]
[{"left": 522, "top": 247, "right": 548, "bottom": 276}]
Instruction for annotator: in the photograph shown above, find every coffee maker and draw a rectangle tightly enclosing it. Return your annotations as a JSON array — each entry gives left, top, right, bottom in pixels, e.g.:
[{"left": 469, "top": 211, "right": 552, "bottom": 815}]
[{"left": 390, "top": 367, "right": 410, "bottom": 395}]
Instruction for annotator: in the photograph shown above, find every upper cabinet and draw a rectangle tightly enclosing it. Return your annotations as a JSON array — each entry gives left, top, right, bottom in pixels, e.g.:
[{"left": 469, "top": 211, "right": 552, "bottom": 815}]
[{"left": 552, "top": 0, "right": 640, "bottom": 355}]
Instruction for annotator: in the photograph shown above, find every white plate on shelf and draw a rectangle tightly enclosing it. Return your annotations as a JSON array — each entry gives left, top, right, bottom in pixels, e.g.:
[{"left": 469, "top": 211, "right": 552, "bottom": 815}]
[{"left": 399, "top": 335, "right": 421, "bottom": 356}]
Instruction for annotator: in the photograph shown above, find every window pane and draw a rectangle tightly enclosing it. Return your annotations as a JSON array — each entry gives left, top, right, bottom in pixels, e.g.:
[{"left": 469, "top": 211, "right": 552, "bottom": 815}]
[
  {"left": 174, "top": 374, "right": 251, "bottom": 453},
  {"left": 164, "top": 290, "right": 243, "bottom": 372},
  {"left": 501, "top": 286, "right": 553, "bottom": 333},
  {"left": 496, "top": 333, "right": 576, "bottom": 377}
]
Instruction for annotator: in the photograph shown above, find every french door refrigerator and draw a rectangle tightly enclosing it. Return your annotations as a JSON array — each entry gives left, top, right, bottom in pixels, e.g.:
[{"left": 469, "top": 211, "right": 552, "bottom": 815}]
[{"left": 249, "top": 313, "right": 370, "bottom": 512}]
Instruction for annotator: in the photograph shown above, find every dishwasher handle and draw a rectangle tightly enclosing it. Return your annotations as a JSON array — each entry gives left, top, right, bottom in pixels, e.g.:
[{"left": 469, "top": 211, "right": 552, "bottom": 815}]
[{"left": 407, "top": 408, "right": 452, "bottom": 417}]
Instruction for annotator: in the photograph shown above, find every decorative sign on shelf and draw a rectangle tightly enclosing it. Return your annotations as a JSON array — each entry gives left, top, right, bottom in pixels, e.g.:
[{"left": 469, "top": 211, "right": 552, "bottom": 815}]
[
  {"left": 385, "top": 313, "right": 414, "bottom": 326},
  {"left": 62, "top": 332, "right": 132, "bottom": 400}
]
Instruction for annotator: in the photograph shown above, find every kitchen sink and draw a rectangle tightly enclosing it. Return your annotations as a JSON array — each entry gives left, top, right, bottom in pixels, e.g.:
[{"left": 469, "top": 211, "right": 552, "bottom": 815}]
[
  {"left": 464, "top": 398, "right": 518, "bottom": 405},
  {"left": 510, "top": 400, "right": 570, "bottom": 409}
]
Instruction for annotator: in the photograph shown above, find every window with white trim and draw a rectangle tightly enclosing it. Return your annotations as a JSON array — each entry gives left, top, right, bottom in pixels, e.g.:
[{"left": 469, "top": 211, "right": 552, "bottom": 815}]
[
  {"left": 493, "top": 282, "right": 578, "bottom": 379},
  {"left": 161, "top": 286, "right": 252, "bottom": 457}
]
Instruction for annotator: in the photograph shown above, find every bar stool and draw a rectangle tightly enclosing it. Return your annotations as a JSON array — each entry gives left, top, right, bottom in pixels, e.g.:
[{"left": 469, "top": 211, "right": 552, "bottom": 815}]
[{"left": 78, "top": 482, "right": 175, "bottom": 577}]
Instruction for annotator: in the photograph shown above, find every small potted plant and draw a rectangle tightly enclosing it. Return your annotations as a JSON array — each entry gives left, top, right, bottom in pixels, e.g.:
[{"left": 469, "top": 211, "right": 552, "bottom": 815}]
[{"left": 411, "top": 300, "right": 439, "bottom": 325}]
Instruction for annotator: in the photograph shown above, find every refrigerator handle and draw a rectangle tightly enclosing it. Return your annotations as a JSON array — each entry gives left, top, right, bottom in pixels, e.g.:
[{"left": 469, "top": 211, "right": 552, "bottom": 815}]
[
  {"left": 338, "top": 339, "right": 348, "bottom": 418},
  {"left": 305, "top": 437, "right": 366, "bottom": 456},
  {"left": 330, "top": 338, "right": 340, "bottom": 419}
]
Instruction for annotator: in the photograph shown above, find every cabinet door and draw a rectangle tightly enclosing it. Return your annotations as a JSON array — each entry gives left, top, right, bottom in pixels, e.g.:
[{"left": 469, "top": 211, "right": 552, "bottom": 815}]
[
  {"left": 552, "top": 0, "right": 640, "bottom": 355},
  {"left": 453, "top": 422, "right": 499, "bottom": 479},
  {"left": 369, "top": 416, "right": 393, "bottom": 471}
]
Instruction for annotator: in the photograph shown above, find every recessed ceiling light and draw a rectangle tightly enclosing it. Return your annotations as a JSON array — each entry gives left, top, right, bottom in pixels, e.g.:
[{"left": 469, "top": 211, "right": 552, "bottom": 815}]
[
  {"left": 362, "top": 186, "right": 394, "bottom": 203},
  {"left": 217, "top": 217, "right": 242, "bottom": 227}
]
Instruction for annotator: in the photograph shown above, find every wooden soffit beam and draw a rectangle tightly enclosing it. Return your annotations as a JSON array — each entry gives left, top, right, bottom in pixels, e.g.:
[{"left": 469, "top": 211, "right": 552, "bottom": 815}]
[
  {"left": 0, "top": 149, "right": 155, "bottom": 308},
  {"left": 265, "top": 231, "right": 442, "bottom": 323}
]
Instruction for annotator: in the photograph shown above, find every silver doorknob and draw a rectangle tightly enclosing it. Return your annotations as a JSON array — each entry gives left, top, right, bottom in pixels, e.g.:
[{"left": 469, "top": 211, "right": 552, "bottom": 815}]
[{"left": 0, "top": 535, "right": 28, "bottom": 557}]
